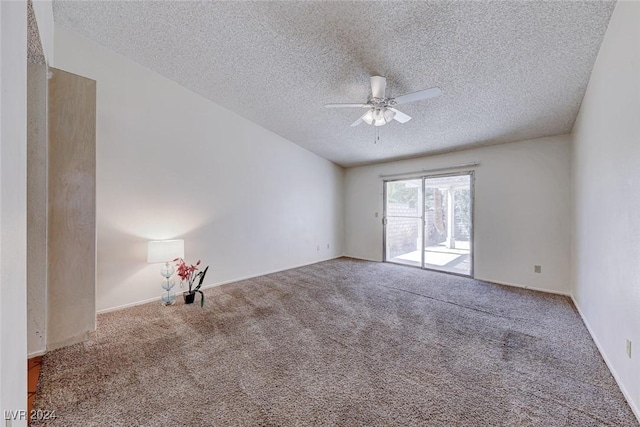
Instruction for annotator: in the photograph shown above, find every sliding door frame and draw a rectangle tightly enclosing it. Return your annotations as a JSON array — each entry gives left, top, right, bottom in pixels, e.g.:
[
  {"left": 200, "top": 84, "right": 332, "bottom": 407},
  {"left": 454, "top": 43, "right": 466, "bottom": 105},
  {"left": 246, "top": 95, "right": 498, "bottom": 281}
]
[{"left": 382, "top": 170, "right": 475, "bottom": 278}]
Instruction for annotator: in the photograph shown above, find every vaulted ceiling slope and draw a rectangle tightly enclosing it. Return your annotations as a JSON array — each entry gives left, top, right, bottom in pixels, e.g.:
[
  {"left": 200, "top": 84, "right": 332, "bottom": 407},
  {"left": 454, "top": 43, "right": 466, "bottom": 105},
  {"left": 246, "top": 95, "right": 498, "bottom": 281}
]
[{"left": 53, "top": 1, "right": 615, "bottom": 167}]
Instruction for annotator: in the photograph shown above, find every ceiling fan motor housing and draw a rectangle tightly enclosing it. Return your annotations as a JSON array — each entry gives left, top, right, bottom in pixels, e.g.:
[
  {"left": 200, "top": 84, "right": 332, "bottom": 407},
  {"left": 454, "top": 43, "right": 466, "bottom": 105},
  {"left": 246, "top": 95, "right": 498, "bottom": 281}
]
[{"left": 324, "top": 75, "right": 441, "bottom": 127}]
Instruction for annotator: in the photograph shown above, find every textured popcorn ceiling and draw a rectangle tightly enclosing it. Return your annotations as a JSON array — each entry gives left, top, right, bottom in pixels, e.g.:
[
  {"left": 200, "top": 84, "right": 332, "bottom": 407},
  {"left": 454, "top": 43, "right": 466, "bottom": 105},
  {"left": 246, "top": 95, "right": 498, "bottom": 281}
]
[
  {"left": 53, "top": 1, "right": 615, "bottom": 167},
  {"left": 28, "top": 0, "right": 46, "bottom": 65}
]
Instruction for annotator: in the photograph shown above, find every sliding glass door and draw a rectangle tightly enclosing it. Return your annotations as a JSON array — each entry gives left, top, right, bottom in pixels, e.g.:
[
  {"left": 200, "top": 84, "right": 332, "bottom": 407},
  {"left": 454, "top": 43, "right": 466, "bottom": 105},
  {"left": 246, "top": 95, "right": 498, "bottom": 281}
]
[{"left": 384, "top": 173, "right": 473, "bottom": 276}]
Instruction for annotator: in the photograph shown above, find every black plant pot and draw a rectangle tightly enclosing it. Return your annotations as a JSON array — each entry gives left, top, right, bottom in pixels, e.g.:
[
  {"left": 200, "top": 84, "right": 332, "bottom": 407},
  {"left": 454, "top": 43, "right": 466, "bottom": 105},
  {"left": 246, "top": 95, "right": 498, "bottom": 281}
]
[{"left": 183, "top": 292, "right": 196, "bottom": 304}]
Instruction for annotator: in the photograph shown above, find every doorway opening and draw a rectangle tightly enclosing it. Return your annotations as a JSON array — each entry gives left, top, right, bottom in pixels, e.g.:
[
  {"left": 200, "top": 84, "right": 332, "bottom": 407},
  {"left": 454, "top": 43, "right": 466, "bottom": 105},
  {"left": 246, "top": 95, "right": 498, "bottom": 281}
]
[{"left": 384, "top": 172, "right": 473, "bottom": 276}]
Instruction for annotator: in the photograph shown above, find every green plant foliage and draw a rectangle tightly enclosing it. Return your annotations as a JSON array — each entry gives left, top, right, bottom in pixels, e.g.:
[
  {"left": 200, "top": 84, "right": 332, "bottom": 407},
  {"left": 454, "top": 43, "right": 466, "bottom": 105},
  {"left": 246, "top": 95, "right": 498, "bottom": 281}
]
[{"left": 192, "top": 266, "right": 209, "bottom": 308}]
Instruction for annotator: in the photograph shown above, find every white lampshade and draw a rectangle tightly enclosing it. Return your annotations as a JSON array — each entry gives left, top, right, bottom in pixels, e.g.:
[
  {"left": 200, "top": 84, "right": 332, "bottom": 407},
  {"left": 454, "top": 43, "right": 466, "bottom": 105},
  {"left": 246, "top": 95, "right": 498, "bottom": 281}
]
[
  {"left": 147, "top": 239, "right": 184, "bottom": 263},
  {"left": 367, "top": 108, "right": 394, "bottom": 127},
  {"left": 362, "top": 109, "right": 374, "bottom": 125},
  {"left": 383, "top": 108, "right": 396, "bottom": 122}
]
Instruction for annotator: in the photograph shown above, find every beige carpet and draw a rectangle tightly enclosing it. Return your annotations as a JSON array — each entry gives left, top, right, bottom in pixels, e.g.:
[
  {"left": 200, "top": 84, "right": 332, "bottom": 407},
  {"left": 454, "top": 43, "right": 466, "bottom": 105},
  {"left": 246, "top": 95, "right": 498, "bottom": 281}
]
[{"left": 33, "top": 258, "right": 638, "bottom": 426}]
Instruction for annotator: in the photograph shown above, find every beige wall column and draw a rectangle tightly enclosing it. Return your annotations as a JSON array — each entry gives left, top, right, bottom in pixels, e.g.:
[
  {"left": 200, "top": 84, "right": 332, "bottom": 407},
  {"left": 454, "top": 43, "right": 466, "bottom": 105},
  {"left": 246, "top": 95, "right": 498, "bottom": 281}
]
[
  {"left": 47, "top": 67, "right": 96, "bottom": 350},
  {"left": 27, "top": 62, "right": 48, "bottom": 356}
]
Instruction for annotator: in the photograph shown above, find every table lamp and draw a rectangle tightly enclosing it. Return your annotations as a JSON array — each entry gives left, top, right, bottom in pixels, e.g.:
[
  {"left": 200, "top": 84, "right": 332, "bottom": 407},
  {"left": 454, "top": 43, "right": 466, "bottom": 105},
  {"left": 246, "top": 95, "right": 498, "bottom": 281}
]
[{"left": 147, "top": 239, "right": 184, "bottom": 306}]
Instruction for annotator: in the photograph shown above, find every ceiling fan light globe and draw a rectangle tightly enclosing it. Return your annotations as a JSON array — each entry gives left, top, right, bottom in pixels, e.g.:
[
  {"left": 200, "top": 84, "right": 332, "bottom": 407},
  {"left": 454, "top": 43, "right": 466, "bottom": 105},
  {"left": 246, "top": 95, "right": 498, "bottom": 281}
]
[
  {"left": 372, "top": 109, "right": 385, "bottom": 121},
  {"left": 383, "top": 109, "right": 396, "bottom": 123},
  {"left": 373, "top": 119, "right": 386, "bottom": 127},
  {"left": 362, "top": 110, "right": 374, "bottom": 125}
]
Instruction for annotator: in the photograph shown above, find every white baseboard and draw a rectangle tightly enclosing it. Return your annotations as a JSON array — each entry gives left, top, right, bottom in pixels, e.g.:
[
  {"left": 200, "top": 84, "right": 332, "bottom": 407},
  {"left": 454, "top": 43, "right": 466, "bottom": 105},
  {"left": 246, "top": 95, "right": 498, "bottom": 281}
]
[
  {"left": 28, "top": 349, "right": 46, "bottom": 358},
  {"left": 343, "top": 258, "right": 572, "bottom": 297},
  {"left": 571, "top": 296, "right": 640, "bottom": 422},
  {"left": 97, "top": 255, "right": 344, "bottom": 314},
  {"left": 477, "top": 277, "right": 572, "bottom": 297},
  {"left": 343, "top": 255, "right": 382, "bottom": 263},
  {"left": 96, "top": 294, "right": 168, "bottom": 314}
]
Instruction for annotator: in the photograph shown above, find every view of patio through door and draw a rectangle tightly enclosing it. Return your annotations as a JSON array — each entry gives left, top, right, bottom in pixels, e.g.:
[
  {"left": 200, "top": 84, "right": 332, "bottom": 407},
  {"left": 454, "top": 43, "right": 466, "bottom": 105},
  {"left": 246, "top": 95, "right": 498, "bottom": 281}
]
[{"left": 384, "top": 173, "right": 473, "bottom": 276}]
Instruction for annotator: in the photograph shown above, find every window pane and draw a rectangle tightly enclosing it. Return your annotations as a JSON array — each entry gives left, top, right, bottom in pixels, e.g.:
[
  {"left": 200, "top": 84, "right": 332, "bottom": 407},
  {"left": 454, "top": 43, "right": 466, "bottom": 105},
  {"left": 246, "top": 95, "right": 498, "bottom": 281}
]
[
  {"left": 385, "top": 217, "right": 422, "bottom": 267},
  {"left": 386, "top": 179, "right": 422, "bottom": 217}
]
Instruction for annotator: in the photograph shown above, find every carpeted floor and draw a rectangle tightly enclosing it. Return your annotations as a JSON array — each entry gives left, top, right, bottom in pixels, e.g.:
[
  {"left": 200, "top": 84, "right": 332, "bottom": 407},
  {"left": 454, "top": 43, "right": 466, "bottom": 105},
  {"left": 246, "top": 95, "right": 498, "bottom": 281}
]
[{"left": 33, "top": 258, "right": 638, "bottom": 426}]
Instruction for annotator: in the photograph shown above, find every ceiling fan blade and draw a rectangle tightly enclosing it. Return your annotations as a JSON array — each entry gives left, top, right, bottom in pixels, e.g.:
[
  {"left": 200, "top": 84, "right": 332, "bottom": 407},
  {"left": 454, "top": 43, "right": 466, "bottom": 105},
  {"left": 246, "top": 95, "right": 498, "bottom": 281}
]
[
  {"left": 389, "top": 108, "right": 411, "bottom": 123},
  {"left": 370, "top": 76, "right": 386, "bottom": 99},
  {"left": 350, "top": 111, "right": 371, "bottom": 127},
  {"left": 325, "top": 103, "right": 368, "bottom": 108},
  {"left": 393, "top": 87, "right": 442, "bottom": 105}
]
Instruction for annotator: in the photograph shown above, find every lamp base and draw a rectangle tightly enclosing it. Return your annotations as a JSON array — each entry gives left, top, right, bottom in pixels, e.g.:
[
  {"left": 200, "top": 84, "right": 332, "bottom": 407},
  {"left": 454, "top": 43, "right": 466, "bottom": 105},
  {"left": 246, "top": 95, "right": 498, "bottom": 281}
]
[
  {"left": 161, "top": 288, "right": 176, "bottom": 306},
  {"left": 160, "top": 263, "right": 176, "bottom": 306}
]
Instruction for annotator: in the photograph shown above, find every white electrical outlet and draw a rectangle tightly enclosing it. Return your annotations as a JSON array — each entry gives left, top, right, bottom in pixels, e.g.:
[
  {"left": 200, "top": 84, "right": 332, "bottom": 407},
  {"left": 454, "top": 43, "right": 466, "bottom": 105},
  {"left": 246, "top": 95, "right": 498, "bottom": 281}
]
[
  {"left": 626, "top": 340, "right": 632, "bottom": 358},
  {"left": 326, "top": 244, "right": 330, "bottom": 249},
  {"left": 375, "top": 212, "right": 379, "bottom": 218},
  {"left": 316, "top": 245, "right": 320, "bottom": 251},
  {"left": 534, "top": 265, "right": 542, "bottom": 273}
]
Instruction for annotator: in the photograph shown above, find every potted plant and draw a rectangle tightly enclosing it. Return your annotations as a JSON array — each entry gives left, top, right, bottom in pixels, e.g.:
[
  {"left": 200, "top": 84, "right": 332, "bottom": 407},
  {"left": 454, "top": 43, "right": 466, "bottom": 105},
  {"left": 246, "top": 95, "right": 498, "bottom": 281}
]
[{"left": 174, "top": 258, "right": 209, "bottom": 307}]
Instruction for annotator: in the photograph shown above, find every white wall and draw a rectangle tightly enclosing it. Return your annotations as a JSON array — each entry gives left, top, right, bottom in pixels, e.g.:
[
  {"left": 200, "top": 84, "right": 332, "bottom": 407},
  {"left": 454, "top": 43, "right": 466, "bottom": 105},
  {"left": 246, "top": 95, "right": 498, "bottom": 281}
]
[
  {"left": 571, "top": 0, "right": 640, "bottom": 417},
  {"left": 27, "top": 0, "right": 53, "bottom": 357},
  {"left": 345, "top": 135, "right": 572, "bottom": 294},
  {"left": 27, "top": 62, "right": 48, "bottom": 356},
  {"left": 27, "top": 0, "right": 53, "bottom": 359},
  {"left": 0, "top": 1, "right": 28, "bottom": 425},
  {"left": 54, "top": 26, "right": 344, "bottom": 312}
]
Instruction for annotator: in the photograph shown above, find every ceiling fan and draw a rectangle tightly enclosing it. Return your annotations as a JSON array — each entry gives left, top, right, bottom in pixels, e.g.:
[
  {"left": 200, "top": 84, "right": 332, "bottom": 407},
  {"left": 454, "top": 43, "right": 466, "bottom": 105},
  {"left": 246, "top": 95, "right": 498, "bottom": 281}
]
[{"left": 324, "top": 76, "right": 442, "bottom": 127}]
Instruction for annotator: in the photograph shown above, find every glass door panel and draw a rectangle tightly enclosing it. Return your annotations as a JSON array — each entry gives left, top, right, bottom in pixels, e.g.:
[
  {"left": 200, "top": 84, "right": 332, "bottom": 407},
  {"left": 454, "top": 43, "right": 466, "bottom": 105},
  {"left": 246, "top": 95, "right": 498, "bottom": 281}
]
[
  {"left": 385, "top": 217, "right": 423, "bottom": 267},
  {"left": 424, "top": 174, "right": 472, "bottom": 275},
  {"left": 384, "top": 179, "right": 423, "bottom": 266}
]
